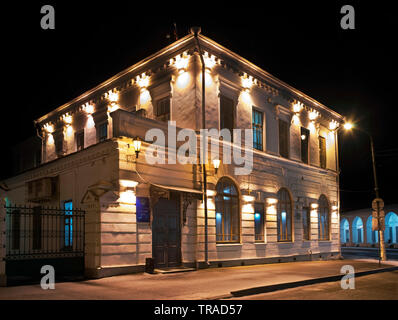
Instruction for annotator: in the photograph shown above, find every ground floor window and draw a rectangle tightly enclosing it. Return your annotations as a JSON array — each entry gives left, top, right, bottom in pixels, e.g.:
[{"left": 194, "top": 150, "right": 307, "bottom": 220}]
[
  {"left": 64, "top": 201, "right": 73, "bottom": 249},
  {"left": 277, "top": 188, "right": 292, "bottom": 242},
  {"left": 254, "top": 203, "right": 264, "bottom": 242},
  {"left": 215, "top": 177, "right": 240, "bottom": 243}
]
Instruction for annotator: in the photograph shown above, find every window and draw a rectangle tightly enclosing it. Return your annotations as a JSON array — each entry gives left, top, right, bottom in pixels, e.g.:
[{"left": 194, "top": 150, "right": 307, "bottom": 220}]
[
  {"left": 279, "top": 119, "right": 289, "bottom": 158},
  {"left": 55, "top": 135, "right": 64, "bottom": 155},
  {"left": 302, "top": 207, "right": 311, "bottom": 240},
  {"left": 76, "top": 130, "right": 84, "bottom": 151},
  {"left": 156, "top": 97, "right": 170, "bottom": 122},
  {"left": 64, "top": 201, "right": 73, "bottom": 249},
  {"left": 254, "top": 202, "right": 264, "bottom": 242},
  {"left": 318, "top": 195, "right": 330, "bottom": 240},
  {"left": 301, "top": 127, "right": 310, "bottom": 164},
  {"left": 252, "top": 108, "right": 263, "bottom": 151},
  {"left": 99, "top": 122, "right": 108, "bottom": 142},
  {"left": 215, "top": 177, "right": 240, "bottom": 243},
  {"left": 319, "top": 136, "right": 326, "bottom": 169},
  {"left": 277, "top": 188, "right": 292, "bottom": 242},
  {"left": 220, "top": 96, "right": 235, "bottom": 139}
]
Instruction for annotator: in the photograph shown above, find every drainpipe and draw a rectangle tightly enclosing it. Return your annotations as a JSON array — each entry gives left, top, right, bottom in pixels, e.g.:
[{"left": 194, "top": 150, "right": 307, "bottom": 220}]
[{"left": 191, "top": 26, "right": 209, "bottom": 267}]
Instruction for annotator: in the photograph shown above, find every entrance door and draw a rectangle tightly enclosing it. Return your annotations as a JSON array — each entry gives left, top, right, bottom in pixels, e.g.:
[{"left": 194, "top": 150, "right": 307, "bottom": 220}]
[{"left": 152, "top": 194, "right": 181, "bottom": 268}]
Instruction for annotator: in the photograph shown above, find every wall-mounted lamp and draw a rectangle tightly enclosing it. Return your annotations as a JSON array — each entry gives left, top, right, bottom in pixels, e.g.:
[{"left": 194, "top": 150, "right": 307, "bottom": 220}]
[
  {"left": 63, "top": 114, "right": 72, "bottom": 126},
  {"left": 203, "top": 52, "right": 216, "bottom": 73},
  {"left": 137, "top": 73, "right": 149, "bottom": 91},
  {"left": 206, "top": 189, "right": 216, "bottom": 197},
  {"left": 44, "top": 123, "right": 54, "bottom": 134},
  {"left": 241, "top": 73, "right": 253, "bottom": 92},
  {"left": 132, "top": 137, "right": 142, "bottom": 158},
  {"left": 242, "top": 194, "right": 255, "bottom": 202},
  {"left": 308, "top": 110, "right": 319, "bottom": 121},
  {"left": 329, "top": 121, "right": 338, "bottom": 131},
  {"left": 84, "top": 103, "right": 95, "bottom": 114},
  {"left": 212, "top": 159, "right": 221, "bottom": 174},
  {"left": 310, "top": 203, "right": 319, "bottom": 209},
  {"left": 174, "top": 53, "right": 189, "bottom": 74}
]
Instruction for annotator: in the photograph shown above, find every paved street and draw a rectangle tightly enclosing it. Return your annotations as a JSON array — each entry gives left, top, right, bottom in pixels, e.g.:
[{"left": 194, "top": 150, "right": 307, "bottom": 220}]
[
  {"left": 341, "top": 247, "right": 398, "bottom": 260},
  {"left": 231, "top": 270, "right": 398, "bottom": 300},
  {"left": 0, "top": 259, "right": 397, "bottom": 300}
]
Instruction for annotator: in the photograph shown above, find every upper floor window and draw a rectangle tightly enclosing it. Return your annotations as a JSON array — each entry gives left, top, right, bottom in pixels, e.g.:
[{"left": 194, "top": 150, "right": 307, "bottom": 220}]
[
  {"left": 277, "top": 188, "right": 292, "bottom": 242},
  {"left": 279, "top": 119, "right": 289, "bottom": 158},
  {"left": 99, "top": 122, "right": 108, "bottom": 142},
  {"left": 301, "top": 127, "right": 310, "bottom": 164},
  {"left": 215, "top": 177, "right": 240, "bottom": 243},
  {"left": 252, "top": 108, "right": 263, "bottom": 151},
  {"left": 319, "top": 136, "right": 326, "bottom": 169},
  {"left": 76, "top": 130, "right": 84, "bottom": 151},
  {"left": 156, "top": 97, "right": 170, "bottom": 122},
  {"left": 220, "top": 95, "right": 235, "bottom": 139},
  {"left": 318, "top": 195, "right": 330, "bottom": 240}
]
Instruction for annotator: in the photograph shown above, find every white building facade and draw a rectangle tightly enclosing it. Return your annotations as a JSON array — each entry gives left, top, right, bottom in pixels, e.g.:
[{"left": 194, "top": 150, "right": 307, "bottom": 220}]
[{"left": 1, "top": 31, "right": 344, "bottom": 282}]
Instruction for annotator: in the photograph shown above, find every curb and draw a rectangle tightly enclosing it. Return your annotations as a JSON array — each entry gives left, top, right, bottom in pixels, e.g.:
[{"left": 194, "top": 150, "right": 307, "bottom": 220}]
[{"left": 230, "top": 265, "right": 398, "bottom": 298}]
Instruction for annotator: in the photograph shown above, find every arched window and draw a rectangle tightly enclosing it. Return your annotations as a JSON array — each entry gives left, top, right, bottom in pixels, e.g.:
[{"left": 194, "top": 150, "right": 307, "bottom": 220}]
[
  {"left": 215, "top": 177, "right": 240, "bottom": 243},
  {"left": 318, "top": 195, "right": 330, "bottom": 240},
  {"left": 340, "top": 218, "right": 350, "bottom": 243},
  {"left": 384, "top": 212, "right": 398, "bottom": 244},
  {"left": 277, "top": 188, "right": 292, "bottom": 242},
  {"left": 366, "top": 216, "right": 378, "bottom": 244},
  {"left": 352, "top": 217, "right": 364, "bottom": 244}
]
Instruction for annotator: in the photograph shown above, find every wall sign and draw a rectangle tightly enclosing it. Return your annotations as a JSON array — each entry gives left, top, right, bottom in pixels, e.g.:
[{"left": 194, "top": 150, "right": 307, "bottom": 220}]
[{"left": 136, "top": 197, "right": 150, "bottom": 223}]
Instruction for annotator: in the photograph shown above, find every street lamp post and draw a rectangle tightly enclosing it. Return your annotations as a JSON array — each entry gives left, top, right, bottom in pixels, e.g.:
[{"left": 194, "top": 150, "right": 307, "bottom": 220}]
[{"left": 338, "top": 123, "right": 386, "bottom": 261}]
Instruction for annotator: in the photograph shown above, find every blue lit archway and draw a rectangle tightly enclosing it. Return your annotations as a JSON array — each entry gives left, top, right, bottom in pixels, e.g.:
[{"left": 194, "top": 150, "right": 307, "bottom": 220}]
[
  {"left": 384, "top": 212, "right": 398, "bottom": 244},
  {"left": 352, "top": 217, "right": 364, "bottom": 244},
  {"left": 366, "top": 215, "right": 378, "bottom": 244},
  {"left": 340, "top": 218, "right": 350, "bottom": 243}
]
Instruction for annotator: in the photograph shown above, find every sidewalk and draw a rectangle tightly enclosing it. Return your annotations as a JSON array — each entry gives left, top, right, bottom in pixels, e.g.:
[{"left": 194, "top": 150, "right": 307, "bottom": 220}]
[{"left": 0, "top": 259, "right": 397, "bottom": 300}]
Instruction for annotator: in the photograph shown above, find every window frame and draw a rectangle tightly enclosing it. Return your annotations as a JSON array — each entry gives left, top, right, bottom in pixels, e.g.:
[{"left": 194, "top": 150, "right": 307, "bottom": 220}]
[
  {"left": 318, "top": 195, "right": 330, "bottom": 241},
  {"left": 98, "top": 122, "right": 108, "bottom": 142},
  {"left": 254, "top": 202, "right": 265, "bottom": 242},
  {"left": 319, "top": 135, "right": 327, "bottom": 169},
  {"left": 277, "top": 188, "right": 293, "bottom": 242},
  {"left": 76, "top": 129, "right": 85, "bottom": 151},
  {"left": 300, "top": 127, "right": 310, "bottom": 164},
  {"left": 215, "top": 177, "right": 240, "bottom": 244},
  {"left": 302, "top": 206, "right": 311, "bottom": 241},
  {"left": 252, "top": 107, "right": 264, "bottom": 151},
  {"left": 219, "top": 95, "right": 236, "bottom": 140},
  {"left": 155, "top": 96, "right": 171, "bottom": 122},
  {"left": 278, "top": 119, "right": 290, "bottom": 158}
]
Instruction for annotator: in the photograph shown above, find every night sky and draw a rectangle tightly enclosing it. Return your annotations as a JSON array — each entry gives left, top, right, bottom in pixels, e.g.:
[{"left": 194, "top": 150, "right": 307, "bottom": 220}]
[{"left": 3, "top": 1, "right": 397, "bottom": 211}]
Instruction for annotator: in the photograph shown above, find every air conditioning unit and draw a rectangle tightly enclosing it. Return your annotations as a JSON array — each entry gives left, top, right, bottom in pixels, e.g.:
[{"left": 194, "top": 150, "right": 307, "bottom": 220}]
[{"left": 26, "top": 177, "right": 56, "bottom": 202}]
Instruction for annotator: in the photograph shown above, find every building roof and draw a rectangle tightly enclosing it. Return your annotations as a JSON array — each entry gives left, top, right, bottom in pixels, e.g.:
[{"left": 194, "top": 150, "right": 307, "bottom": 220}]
[{"left": 35, "top": 31, "right": 344, "bottom": 125}]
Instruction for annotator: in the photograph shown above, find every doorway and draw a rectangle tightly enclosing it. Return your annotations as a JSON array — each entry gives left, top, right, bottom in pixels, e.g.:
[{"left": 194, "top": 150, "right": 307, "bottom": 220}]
[{"left": 152, "top": 193, "right": 182, "bottom": 268}]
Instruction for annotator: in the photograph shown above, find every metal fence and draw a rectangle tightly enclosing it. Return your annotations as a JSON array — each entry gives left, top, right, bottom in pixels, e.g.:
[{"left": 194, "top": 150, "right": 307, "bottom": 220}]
[{"left": 5, "top": 205, "right": 85, "bottom": 260}]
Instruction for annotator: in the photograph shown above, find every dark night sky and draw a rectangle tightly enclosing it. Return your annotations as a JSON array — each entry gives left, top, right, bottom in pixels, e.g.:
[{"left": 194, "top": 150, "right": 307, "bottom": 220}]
[{"left": 2, "top": 1, "right": 397, "bottom": 211}]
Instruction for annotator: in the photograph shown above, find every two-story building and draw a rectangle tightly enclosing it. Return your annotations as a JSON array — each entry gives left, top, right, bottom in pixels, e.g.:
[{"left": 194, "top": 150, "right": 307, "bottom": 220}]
[{"left": 0, "top": 28, "right": 345, "bottom": 284}]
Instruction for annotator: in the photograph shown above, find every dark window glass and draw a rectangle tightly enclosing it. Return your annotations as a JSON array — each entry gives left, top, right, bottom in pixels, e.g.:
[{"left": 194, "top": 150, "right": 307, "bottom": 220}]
[
  {"left": 319, "top": 136, "right": 326, "bottom": 169},
  {"left": 277, "top": 188, "right": 292, "bottom": 242},
  {"left": 279, "top": 119, "right": 289, "bottom": 158},
  {"left": 55, "top": 135, "right": 64, "bottom": 154},
  {"left": 301, "top": 127, "right": 310, "bottom": 164},
  {"left": 254, "top": 203, "right": 264, "bottom": 242},
  {"left": 318, "top": 195, "right": 330, "bottom": 240},
  {"left": 76, "top": 130, "right": 84, "bottom": 151},
  {"left": 156, "top": 97, "right": 170, "bottom": 122},
  {"left": 252, "top": 109, "right": 263, "bottom": 150},
  {"left": 215, "top": 177, "right": 240, "bottom": 243},
  {"left": 99, "top": 123, "right": 108, "bottom": 142},
  {"left": 220, "top": 96, "right": 235, "bottom": 139}
]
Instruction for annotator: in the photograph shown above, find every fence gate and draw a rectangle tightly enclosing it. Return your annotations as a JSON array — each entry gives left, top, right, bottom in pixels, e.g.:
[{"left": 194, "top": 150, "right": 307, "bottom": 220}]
[{"left": 5, "top": 205, "right": 85, "bottom": 286}]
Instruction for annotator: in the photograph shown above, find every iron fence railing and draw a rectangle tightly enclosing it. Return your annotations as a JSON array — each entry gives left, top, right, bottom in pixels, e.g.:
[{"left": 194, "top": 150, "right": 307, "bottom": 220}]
[{"left": 5, "top": 205, "right": 85, "bottom": 260}]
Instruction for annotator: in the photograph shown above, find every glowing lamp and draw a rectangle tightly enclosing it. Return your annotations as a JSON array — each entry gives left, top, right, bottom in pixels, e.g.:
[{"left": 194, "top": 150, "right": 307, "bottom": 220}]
[
  {"left": 63, "top": 114, "right": 72, "bottom": 125},
  {"left": 301, "top": 134, "right": 307, "bottom": 140},
  {"left": 132, "top": 137, "right": 142, "bottom": 158},
  {"left": 120, "top": 180, "right": 139, "bottom": 188},
  {"left": 137, "top": 73, "right": 149, "bottom": 90},
  {"left": 242, "top": 195, "right": 255, "bottom": 202},
  {"left": 108, "top": 91, "right": 119, "bottom": 103},
  {"left": 44, "top": 123, "right": 54, "bottom": 134},
  {"left": 84, "top": 103, "right": 94, "bottom": 114},
  {"left": 266, "top": 198, "right": 278, "bottom": 205},
  {"left": 206, "top": 189, "right": 216, "bottom": 197},
  {"left": 343, "top": 122, "right": 353, "bottom": 130},
  {"left": 293, "top": 102, "right": 303, "bottom": 113},
  {"left": 212, "top": 159, "right": 221, "bottom": 174},
  {"left": 329, "top": 121, "right": 338, "bottom": 131},
  {"left": 241, "top": 74, "right": 253, "bottom": 91},
  {"left": 175, "top": 53, "right": 189, "bottom": 73},
  {"left": 119, "top": 190, "right": 136, "bottom": 205},
  {"left": 308, "top": 110, "right": 318, "bottom": 121},
  {"left": 203, "top": 52, "right": 216, "bottom": 72},
  {"left": 311, "top": 203, "right": 319, "bottom": 209}
]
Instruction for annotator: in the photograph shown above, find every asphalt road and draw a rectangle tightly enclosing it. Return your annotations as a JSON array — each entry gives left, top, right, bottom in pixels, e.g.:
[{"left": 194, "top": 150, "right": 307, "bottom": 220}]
[
  {"left": 230, "top": 270, "right": 398, "bottom": 300},
  {"left": 341, "top": 247, "right": 398, "bottom": 260}
]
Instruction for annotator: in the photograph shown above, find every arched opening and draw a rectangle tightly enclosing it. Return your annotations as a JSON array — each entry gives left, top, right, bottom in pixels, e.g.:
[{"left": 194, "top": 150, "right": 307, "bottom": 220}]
[
  {"left": 215, "top": 177, "right": 240, "bottom": 243},
  {"left": 384, "top": 212, "right": 398, "bottom": 244},
  {"left": 277, "top": 188, "right": 293, "bottom": 242},
  {"left": 318, "top": 195, "right": 330, "bottom": 240},
  {"left": 352, "top": 217, "right": 364, "bottom": 244},
  {"left": 366, "top": 215, "right": 378, "bottom": 244},
  {"left": 340, "top": 218, "right": 350, "bottom": 243}
]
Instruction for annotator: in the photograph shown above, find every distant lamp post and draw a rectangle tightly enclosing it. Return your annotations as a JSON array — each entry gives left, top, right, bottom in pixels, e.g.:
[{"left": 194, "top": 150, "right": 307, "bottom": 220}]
[
  {"left": 132, "top": 137, "right": 142, "bottom": 159},
  {"left": 212, "top": 159, "right": 221, "bottom": 174}
]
